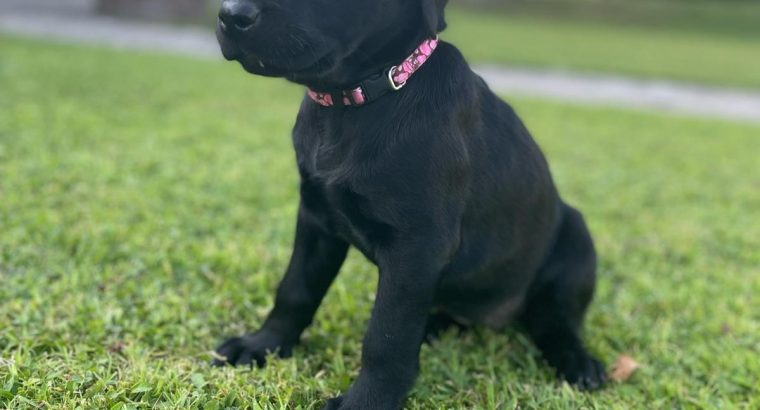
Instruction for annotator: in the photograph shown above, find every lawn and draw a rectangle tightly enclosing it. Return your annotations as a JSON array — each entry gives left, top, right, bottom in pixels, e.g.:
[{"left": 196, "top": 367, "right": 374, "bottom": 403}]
[
  {"left": 1, "top": 37, "right": 759, "bottom": 409},
  {"left": 454, "top": 0, "right": 760, "bottom": 38},
  {"left": 445, "top": 6, "right": 760, "bottom": 89}
]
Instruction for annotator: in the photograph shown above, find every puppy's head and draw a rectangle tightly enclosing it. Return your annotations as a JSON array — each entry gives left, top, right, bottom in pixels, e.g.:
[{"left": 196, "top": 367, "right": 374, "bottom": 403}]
[{"left": 216, "top": 0, "right": 447, "bottom": 87}]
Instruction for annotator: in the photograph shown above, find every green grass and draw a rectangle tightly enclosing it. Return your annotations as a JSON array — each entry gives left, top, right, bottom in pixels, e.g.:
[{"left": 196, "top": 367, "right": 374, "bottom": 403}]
[
  {"left": 1, "top": 37, "right": 759, "bottom": 409},
  {"left": 445, "top": 7, "right": 760, "bottom": 89},
  {"left": 453, "top": 0, "right": 760, "bottom": 38}
]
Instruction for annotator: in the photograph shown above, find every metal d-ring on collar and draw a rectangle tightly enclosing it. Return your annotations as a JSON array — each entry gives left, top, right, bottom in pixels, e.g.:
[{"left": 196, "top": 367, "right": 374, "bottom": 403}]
[{"left": 388, "top": 66, "right": 407, "bottom": 91}]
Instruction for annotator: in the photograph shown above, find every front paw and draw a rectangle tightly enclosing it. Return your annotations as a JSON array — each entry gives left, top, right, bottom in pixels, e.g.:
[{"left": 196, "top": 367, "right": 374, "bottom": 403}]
[
  {"left": 322, "top": 396, "right": 345, "bottom": 410},
  {"left": 321, "top": 389, "right": 400, "bottom": 410},
  {"left": 323, "top": 395, "right": 387, "bottom": 410},
  {"left": 555, "top": 351, "right": 607, "bottom": 391},
  {"left": 212, "top": 329, "right": 295, "bottom": 367}
]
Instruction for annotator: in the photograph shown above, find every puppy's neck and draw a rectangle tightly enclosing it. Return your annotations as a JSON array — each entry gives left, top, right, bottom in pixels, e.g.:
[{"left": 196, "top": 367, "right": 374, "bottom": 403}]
[{"left": 298, "top": 26, "right": 434, "bottom": 91}]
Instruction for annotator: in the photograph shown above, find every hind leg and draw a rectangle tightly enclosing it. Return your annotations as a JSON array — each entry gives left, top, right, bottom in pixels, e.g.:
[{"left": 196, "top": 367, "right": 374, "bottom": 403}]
[{"left": 519, "top": 204, "right": 606, "bottom": 390}]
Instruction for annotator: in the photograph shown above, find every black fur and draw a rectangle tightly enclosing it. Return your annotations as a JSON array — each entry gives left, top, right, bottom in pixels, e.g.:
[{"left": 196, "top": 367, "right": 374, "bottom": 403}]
[{"left": 213, "top": 0, "right": 606, "bottom": 408}]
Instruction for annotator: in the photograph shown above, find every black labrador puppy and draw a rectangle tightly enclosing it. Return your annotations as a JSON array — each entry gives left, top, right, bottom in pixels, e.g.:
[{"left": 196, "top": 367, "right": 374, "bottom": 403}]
[{"left": 213, "top": 0, "right": 606, "bottom": 408}]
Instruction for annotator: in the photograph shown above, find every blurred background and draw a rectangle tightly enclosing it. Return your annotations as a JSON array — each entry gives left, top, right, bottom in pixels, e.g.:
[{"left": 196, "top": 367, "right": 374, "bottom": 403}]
[
  {"left": 1, "top": 0, "right": 758, "bottom": 408},
  {"left": 3, "top": 0, "right": 760, "bottom": 119}
]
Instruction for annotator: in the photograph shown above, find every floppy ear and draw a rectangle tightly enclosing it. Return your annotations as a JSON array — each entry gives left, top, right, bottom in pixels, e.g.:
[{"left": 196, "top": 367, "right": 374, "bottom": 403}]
[{"left": 422, "top": 0, "right": 448, "bottom": 34}]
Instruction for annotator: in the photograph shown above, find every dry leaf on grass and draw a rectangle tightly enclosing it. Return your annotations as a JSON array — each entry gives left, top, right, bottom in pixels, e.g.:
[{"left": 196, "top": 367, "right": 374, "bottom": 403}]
[
  {"left": 107, "top": 341, "right": 126, "bottom": 354},
  {"left": 610, "top": 354, "right": 640, "bottom": 382}
]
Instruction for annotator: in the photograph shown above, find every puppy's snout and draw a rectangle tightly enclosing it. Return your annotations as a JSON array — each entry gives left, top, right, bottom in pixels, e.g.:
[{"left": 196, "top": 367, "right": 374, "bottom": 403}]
[{"left": 219, "top": 0, "right": 262, "bottom": 34}]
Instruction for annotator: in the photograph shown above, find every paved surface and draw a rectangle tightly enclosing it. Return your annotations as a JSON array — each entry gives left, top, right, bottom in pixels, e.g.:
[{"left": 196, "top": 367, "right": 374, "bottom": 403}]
[
  {"left": 476, "top": 66, "right": 760, "bottom": 123},
  {"left": 0, "top": 11, "right": 220, "bottom": 58},
  {"left": 2, "top": 4, "right": 759, "bottom": 124}
]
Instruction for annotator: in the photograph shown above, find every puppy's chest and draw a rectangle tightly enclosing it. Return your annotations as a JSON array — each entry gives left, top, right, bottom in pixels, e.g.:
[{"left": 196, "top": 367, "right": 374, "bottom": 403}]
[
  {"left": 301, "top": 176, "right": 393, "bottom": 261},
  {"left": 295, "top": 114, "right": 400, "bottom": 257}
]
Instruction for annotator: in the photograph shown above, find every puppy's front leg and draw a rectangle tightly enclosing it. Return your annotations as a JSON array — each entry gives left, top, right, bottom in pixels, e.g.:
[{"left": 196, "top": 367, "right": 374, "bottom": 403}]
[
  {"left": 214, "top": 204, "right": 349, "bottom": 367},
  {"left": 325, "top": 242, "right": 446, "bottom": 410}
]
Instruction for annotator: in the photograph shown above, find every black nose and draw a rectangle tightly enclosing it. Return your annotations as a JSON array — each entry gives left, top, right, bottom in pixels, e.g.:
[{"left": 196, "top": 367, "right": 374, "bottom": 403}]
[{"left": 219, "top": 0, "right": 262, "bottom": 33}]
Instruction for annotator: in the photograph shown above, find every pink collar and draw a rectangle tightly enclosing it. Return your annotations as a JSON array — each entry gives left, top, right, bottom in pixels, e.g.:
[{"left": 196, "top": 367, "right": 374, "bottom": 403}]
[{"left": 307, "top": 36, "right": 439, "bottom": 107}]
